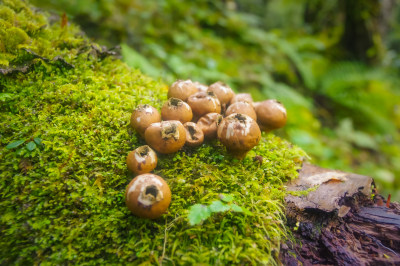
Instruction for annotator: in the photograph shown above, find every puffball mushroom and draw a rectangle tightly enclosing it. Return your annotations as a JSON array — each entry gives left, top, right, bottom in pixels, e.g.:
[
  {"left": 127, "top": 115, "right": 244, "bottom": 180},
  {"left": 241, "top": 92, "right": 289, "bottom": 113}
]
[
  {"left": 207, "top": 82, "right": 234, "bottom": 107},
  {"left": 161, "top": 97, "right": 193, "bottom": 123},
  {"left": 168, "top": 79, "right": 198, "bottom": 101},
  {"left": 196, "top": 112, "right": 223, "bottom": 139},
  {"left": 187, "top": 91, "right": 221, "bottom": 118},
  {"left": 255, "top": 99, "right": 287, "bottom": 132},
  {"left": 130, "top": 104, "right": 161, "bottom": 137},
  {"left": 184, "top": 122, "right": 204, "bottom": 147},
  {"left": 217, "top": 113, "right": 261, "bottom": 159},
  {"left": 193, "top": 81, "right": 208, "bottom": 93},
  {"left": 225, "top": 101, "right": 257, "bottom": 121},
  {"left": 230, "top": 93, "right": 253, "bottom": 105},
  {"left": 144, "top": 120, "right": 186, "bottom": 154},
  {"left": 126, "top": 145, "right": 157, "bottom": 175},
  {"left": 125, "top": 173, "right": 171, "bottom": 219}
]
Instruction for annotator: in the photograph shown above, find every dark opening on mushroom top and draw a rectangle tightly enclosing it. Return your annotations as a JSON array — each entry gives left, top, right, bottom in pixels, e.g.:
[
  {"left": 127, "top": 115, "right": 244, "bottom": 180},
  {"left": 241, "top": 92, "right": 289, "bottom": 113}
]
[
  {"left": 125, "top": 173, "right": 171, "bottom": 219},
  {"left": 217, "top": 113, "right": 261, "bottom": 159}
]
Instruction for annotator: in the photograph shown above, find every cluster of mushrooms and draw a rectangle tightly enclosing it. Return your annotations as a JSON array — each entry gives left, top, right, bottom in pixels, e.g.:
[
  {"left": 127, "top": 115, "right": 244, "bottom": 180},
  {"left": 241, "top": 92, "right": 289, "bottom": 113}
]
[{"left": 125, "top": 80, "right": 287, "bottom": 219}]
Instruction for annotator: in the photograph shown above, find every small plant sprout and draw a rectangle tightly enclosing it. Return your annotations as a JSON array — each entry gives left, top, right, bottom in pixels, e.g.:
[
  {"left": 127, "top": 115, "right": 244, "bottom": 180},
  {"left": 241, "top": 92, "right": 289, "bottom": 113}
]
[{"left": 187, "top": 194, "right": 252, "bottom": 226}]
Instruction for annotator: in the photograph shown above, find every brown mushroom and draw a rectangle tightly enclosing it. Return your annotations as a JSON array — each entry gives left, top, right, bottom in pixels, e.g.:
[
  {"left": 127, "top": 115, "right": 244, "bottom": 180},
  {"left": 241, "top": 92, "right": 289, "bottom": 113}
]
[
  {"left": 184, "top": 122, "right": 204, "bottom": 147},
  {"left": 207, "top": 82, "right": 234, "bottom": 107},
  {"left": 125, "top": 173, "right": 171, "bottom": 219},
  {"left": 230, "top": 93, "right": 253, "bottom": 105},
  {"left": 193, "top": 81, "right": 208, "bottom": 93},
  {"left": 126, "top": 145, "right": 157, "bottom": 175},
  {"left": 196, "top": 113, "right": 223, "bottom": 139},
  {"left": 168, "top": 79, "right": 198, "bottom": 101},
  {"left": 225, "top": 101, "right": 257, "bottom": 121},
  {"left": 253, "top": 101, "right": 260, "bottom": 109},
  {"left": 130, "top": 104, "right": 161, "bottom": 137},
  {"left": 161, "top": 97, "right": 193, "bottom": 123},
  {"left": 217, "top": 113, "right": 261, "bottom": 159},
  {"left": 255, "top": 99, "right": 287, "bottom": 132},
  {"left": 144, "top": 120, "right": 186, "bottom": 154},
  {"left": 187, "top": 91, "right": 221, "bottom": 119}
]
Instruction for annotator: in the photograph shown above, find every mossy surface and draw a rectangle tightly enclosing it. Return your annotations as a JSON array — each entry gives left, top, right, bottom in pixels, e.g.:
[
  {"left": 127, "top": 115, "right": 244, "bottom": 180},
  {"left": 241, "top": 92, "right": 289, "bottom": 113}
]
[{"left": 0, "top": 1, "right": 307, "bottom": 264}]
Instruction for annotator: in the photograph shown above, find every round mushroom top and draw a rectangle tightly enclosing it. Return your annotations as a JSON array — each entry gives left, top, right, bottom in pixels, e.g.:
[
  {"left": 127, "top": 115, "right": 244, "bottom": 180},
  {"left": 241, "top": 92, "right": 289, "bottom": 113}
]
[
  {"left": 255, "top": 99, "right": 287, "bottom": 131},
  {"left": 125, "top": 173, "right": 171, "bottom": 219},
  {"left": 217, "top": 113, "right": 261, "bottom": 156},
  {"left": 168, "top": 79, "right": 198, "bottom": 101},
  {"left": 207, "top": 81, "right": 234, "bottom": 105},
  {"left": 130, "top": 104, "right": 161, "bottom": 137}
]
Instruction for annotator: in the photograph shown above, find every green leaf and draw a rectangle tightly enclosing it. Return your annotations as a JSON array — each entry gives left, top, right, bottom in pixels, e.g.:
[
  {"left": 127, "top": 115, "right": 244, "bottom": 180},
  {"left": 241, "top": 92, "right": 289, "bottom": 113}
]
[
  {"left": 219, "top": 194, "right": 234, "bottom": 203},
  {"left": 0, "top": 93, "right": 14, "bottom": 101},
  {"left": 240, "top": 206, "right": 253, "bottom": 216},
  {"left": 209, "top": 200, "right": 230, "bottom": 213},
  {"left": 6, "top": 139, "right": 25, "bottom": 149},
  {"left": 230, "top": 204, "right": 243, "bottom": 212},
  {"left": 188, "top": 204, "right": 211, "bottom": 226},
  {"left": 26, "top": 141, "right": 36, "bottom": 151},
  {"left": 33, "top": 137, "right": 42, "bottom": 145}
]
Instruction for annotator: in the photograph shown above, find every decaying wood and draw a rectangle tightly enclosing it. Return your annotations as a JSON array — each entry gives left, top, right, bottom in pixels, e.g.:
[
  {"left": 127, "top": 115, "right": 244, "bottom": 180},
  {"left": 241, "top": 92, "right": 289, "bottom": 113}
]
[{"left": 281, "top": 163, "right": 400, "bottom": 265}]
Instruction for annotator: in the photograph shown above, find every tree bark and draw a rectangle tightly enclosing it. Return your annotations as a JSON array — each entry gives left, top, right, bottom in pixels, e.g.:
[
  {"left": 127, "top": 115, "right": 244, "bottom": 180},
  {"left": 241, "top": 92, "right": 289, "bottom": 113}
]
[{"left": 280, "top": 163, "right": 400, "bottom": 265}]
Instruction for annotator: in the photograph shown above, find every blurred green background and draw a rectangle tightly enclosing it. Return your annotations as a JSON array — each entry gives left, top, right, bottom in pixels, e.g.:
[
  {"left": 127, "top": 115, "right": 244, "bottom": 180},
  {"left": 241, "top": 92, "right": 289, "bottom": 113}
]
[{"left": 32, "top": 0, "right": 400, "bottom": 200}]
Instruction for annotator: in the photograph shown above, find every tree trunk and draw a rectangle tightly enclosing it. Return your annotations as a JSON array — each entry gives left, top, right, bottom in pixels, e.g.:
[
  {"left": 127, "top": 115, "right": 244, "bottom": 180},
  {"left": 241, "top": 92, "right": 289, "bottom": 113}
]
[{"left": 280, "top": 163, "right": 400, "bottom": 265}]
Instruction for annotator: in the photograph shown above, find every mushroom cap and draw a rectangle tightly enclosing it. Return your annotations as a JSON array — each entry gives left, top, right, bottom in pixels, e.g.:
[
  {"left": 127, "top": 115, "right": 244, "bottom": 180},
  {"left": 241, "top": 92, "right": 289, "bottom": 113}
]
[
  {"left": 126, "top": 145, "right": 157, "bottom": 175},
  {"left": 168, "top": 79, "right": 198, "bottom": 101},
  {"left": 217, "top": 113, "right": 261, "bottom": 159},
  {"left": 193, "top": 81, "right": 208, "bottom": 93},
  {"left": 144, "top": 120, "right": 186, "bottom": 154},
  {"left": 161, "top": 97, "right": 193, "bottom": 123},
  {"left": 207, "top": 82, "right": 234, "bottom": 106},
  {"left": 130, "top": 104, "right": 161, "bottom": 137},
  {"left": 125, "top": 173, "right": 171, "bottom": 219},
  {"left": 187, "top": 91, "right": 221, "bottom": 118},
  {"left": 225, "top": 101, "right": 257, "bottom": 121},
  {"left": 230, "top": 93, "right": 253, "bottom": 105},
  {"left": 196, "top": 112, "right": 223, "bottom": 139},
  {"left": 255, "top": 99, "right": 287, "bottom": 131},
  {"left": 184, "top": 122, "right": 204, "bottom": 147}
]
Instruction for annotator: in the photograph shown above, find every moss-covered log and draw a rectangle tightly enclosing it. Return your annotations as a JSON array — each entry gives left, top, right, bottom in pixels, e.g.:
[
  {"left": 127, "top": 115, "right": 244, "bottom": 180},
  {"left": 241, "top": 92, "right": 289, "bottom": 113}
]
[{"left": 0, "top": 1, "right": 306, "bottom": 264}]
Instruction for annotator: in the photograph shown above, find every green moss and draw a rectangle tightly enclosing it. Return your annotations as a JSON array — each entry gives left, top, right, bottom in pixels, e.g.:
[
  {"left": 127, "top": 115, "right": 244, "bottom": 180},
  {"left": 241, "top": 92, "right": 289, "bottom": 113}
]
[{"left": 0, "top": 1, "right": 307, "bottom": 265}]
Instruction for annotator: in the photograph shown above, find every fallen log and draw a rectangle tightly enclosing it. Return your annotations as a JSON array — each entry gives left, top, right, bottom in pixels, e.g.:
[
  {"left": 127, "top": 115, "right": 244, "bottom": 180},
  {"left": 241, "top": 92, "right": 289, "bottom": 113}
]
[{"left": 281, "top": 163, "right": 400, "bottom": 265}]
